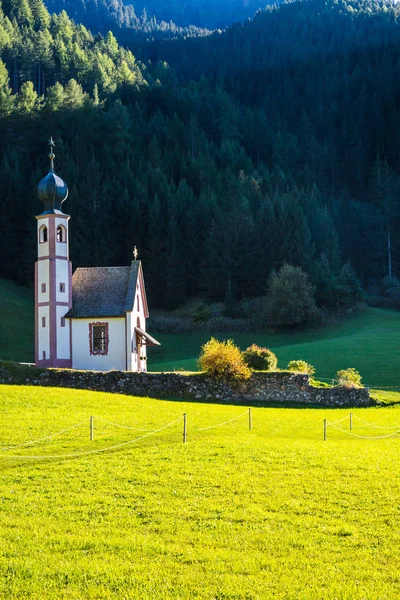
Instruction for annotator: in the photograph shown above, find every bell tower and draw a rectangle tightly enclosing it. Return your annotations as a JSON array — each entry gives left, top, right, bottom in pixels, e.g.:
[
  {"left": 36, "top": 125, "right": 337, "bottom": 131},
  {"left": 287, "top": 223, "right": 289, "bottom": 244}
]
[{"left": 35, "top": 138, "right": 72, "bottom": 368}]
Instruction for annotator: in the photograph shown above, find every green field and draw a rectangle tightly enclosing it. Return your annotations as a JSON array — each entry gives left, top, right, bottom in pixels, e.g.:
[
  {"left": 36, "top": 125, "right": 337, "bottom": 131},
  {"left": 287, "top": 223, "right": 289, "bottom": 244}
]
[
  {"left": 1, "top": 278, "right": 400, "bottom": 388},
  {"left": 1, "top": 385, "right": 400, "bottom": 599},
  {"left": 0, "top": 279, "right": 34, "bottom": 363},
  {"left": 148, "top": 308, "right": 400, "bottom": 388}
]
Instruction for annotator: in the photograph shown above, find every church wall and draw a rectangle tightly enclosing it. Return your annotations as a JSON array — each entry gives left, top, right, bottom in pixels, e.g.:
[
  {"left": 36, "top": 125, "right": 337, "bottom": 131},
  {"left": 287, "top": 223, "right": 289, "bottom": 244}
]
[
  {"left": 37, "top": 217, "right": 49, "bottom": 258},
  {"left": 56, "top": 307, "right": 70, "bottom": 360},
  {"left": 55, "top": 217, "right": 69, "bottom": 258},
  {"left": 129, "top": 282, "right": 147, "bottom": 372},
  {"left": 125, "top": 312, "right": 132, "bottom": 371},
  {"left": 37, "top": 261, "right": 49, "bottom": 303},
  {"left": 38, "top": 305, "right": 50, "bottom": 360},
  {"left": 71, "top": 318, "right": 126, "bottom": 371},
  {"left": 55, "top": 260, "right": 70, "bottom": 303}
]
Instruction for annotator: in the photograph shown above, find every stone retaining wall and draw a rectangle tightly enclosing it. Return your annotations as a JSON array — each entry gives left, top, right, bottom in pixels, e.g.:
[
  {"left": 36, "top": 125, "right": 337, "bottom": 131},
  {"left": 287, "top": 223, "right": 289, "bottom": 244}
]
[{"left": 0, "top": 363, "right": 372, "bottom": 407}]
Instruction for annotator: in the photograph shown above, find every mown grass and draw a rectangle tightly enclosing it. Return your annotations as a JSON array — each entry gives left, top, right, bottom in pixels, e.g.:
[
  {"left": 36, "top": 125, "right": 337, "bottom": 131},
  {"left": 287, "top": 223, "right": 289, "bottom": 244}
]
[
  {"left": 148, "top": 307, "right": 400, "bottom": 388},
  {"left": 1, "top": 385, "right": 400, "bottom": 599}
]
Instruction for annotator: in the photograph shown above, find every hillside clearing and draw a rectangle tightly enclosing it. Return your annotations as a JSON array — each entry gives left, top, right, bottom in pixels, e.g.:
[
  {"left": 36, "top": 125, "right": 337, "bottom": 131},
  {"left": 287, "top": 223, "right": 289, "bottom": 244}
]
[
  {"left": 1, "top": 277, "right": 400, "bottom": 388},
  {"left": 148, "top": 307, "right": 400, "bottom": 388},
  {"left": 0, "top": 385, "right": 400, "bottom": 599}
]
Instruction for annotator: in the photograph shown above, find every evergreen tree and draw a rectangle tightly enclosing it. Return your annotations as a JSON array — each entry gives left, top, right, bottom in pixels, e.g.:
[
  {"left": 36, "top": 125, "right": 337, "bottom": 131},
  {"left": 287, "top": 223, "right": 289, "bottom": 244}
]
[{"left": 0, "top": 58, "right": 13, "bottom": 115}]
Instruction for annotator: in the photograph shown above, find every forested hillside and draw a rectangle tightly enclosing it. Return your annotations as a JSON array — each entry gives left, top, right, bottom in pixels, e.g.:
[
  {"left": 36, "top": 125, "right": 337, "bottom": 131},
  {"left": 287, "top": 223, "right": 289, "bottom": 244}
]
[
  {"left": 44, "top": 0, "right": 212, "bottom": 43},
  {"left": 44, "top": 0, "right": 269, "bottom": 34},
  {"left": 0, "top": 0, "right": 399, "bottom": 315}
]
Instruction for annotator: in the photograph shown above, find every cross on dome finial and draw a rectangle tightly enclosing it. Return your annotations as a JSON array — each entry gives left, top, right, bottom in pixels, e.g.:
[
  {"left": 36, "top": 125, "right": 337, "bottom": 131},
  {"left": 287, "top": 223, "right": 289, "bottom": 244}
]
[
  {"left": 38, "top": 137, "right": 68, "bottom": 213},
  {"left": 133, "top": 246, "right": 138, "bottom": 261},
  {"left": 48, "top": 136, "right": 56, "bottom": 172}
]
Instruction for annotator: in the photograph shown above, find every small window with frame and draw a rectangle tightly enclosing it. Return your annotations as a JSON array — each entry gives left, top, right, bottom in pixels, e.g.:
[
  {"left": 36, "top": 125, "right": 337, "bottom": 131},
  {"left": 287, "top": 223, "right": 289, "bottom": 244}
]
[
  {"left": 89, "top": 322, "right": 109, "bottom": 356},
  {"left": 42, "top": 316, "right": 46, "bottom": 327},
  {"left": 60, "top": 283, "right": 65, "bottom": 293},
  {"left": 61, "top": 317, "right": 66, "bottom": 328},
  {"left": 41, "top": 283, "right": 46, "bottom": 293}
]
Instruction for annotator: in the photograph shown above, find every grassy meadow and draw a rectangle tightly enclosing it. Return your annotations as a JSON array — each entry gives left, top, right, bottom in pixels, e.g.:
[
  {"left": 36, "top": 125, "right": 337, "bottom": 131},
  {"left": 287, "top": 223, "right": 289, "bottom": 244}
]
[
  {"left": 1, "top": 277, "right": 400, "bottom": 389},
  {"left": 148, "top": 307, "right": 400, "bottom": 388},
  {"left": 1, "top": 384, "right": 400, "bottom": 599},
  {"left": 0, "top": 279, "right": 33, "bottom": 363}
]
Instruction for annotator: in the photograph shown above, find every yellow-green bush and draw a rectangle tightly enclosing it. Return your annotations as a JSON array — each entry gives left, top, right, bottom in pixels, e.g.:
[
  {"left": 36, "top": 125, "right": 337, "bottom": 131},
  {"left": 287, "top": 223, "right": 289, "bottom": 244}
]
[
  {"left": 198, "top": 337, "right": 251, "bottom": 383},
  {"left": 287, "top": 360, "right": 316, "bottom": 377},
  {"left": 243, "top": 345, "right": 278, "bottom": 371},
  {"left": 336, "top": 368, "right": 363, "bottom": 388}
]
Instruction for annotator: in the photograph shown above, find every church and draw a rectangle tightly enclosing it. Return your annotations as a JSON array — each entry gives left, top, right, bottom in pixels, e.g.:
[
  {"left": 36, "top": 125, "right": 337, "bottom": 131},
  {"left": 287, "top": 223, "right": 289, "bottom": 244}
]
[{"left": 34, "top": 139, "right": 160, "bottom": 372}]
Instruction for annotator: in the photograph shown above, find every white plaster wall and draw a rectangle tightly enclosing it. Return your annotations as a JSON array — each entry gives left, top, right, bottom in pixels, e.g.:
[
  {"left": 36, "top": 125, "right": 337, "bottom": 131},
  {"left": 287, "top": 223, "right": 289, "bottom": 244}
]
[
  {"left": 56, "top": 260, "right": 69, "bottom": 303},
  {"left": 129, "top": 282, "right": 147, "bottom": 372},
  {"left": 125, "top": 312, "right": 132, "bottom": 371},
  {"left": 56, "top": 307, "right": 70, "bottom": 360},
  {"left": 55, "top": 217, "right": 69, "bottom": 258},
  {"left": 37, "top": 218, "right": 49, "bottom": 258},
  {"left": 38, "top": 261, "right": 49, "bottom": 303},
  {"left": 72, "top": 318, "right": 126, "bottom": 371},
  {"left": 38, "top": 305, "right": 50, "bottom": 360}
]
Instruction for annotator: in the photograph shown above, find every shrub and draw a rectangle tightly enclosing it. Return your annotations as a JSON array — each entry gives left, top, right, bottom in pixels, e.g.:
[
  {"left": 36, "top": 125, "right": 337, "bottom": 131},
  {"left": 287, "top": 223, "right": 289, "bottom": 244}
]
[
  {"left": 335, "top": 262, "right": 364, "bottom": 308},
  {"left": 336, "top": 368, "right": 363, "bottom": 388},
  {"left": 287, "top": 360, "right": 316, "bottom": 377},
  {"left": 265, "top": 264, "right": 319, "bottom": 328},
  {"left": 198, "top": 337, "right": 251, "bottom": 383},
  {"left": 193, "top": 303, "right": 210, "bottom": 323},
  {"left": 243, "top": 345, "right": 278, "bottom": 371}
]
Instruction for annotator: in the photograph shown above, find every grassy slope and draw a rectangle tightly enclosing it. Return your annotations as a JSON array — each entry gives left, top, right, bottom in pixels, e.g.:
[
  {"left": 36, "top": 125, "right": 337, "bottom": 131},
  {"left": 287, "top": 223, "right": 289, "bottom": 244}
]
[
  {"left": 148, "top": 308, "right": 400, "bottom": 388},
  {"left": 1, "top": 277, "right": 399, "bottom": 388},
  {"left": 0, "top": 279, "right": 34, "bottom": 363},
  {"left": 0, "top": 385, "right": 400, "bottom": 599}
]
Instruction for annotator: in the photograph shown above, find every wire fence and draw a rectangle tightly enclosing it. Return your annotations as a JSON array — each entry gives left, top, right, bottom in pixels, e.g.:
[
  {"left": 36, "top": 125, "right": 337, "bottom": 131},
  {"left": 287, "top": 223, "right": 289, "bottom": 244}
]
[
  {"left": 0, "top": 418, "right": 91, "bottom": 451},
  {"left": 315, "top": 376, "right": 400, "bottom": 390},
  {"left": 0, "top": 409, "right": 253, "bottom": 461},
  {"left": 195, "top": 410, "right": 250, "bottom": 431},
  {"left": 2, "top": 407, "right": 400, "bottom": 459},
  {"left": 0, "top": 416, "right": 184, "bottom": 460},
  {"left": 327, "top": 422, "right": 400, "bottom": 440},
  {"left": 324, "top": 412, "right": 400, "bottom": 440}
]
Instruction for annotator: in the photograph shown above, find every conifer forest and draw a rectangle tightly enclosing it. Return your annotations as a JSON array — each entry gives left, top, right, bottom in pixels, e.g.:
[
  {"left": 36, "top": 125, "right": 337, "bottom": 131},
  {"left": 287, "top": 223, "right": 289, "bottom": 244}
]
[{"left": 1, "top": 0, "right": 400, "bottom": 313}]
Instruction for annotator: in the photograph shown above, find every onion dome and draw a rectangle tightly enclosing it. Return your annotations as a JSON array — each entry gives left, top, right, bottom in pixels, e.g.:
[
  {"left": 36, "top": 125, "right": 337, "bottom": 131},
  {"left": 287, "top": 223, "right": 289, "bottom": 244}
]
[{"left": 37, "top": 137, "right": 68, "bottom": 214}]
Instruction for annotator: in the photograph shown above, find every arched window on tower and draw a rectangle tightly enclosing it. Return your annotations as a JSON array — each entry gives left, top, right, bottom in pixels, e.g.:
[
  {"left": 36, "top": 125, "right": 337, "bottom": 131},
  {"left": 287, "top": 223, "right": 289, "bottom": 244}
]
[
  {"left": 57, "top": 225, "right": 66, "bottom": 243},
  {"left": 39, "top": 225, "right": 48, "bottom": 243}
]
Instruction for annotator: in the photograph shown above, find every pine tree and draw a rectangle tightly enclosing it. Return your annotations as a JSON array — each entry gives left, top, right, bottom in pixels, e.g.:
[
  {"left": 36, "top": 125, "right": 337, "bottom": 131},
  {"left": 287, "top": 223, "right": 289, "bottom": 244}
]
[
  {"left": 0, "top": 59, "right": 14, "bottom": 116},
  {"left": 17, "top": 80, "right": 38, "bottom": 113}
]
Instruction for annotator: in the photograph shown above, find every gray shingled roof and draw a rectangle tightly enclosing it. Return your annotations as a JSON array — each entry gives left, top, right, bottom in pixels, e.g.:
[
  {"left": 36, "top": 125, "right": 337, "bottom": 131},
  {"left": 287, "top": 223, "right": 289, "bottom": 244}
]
[{"left": 66, "top": 261, "right": 140, "bottom": 318}]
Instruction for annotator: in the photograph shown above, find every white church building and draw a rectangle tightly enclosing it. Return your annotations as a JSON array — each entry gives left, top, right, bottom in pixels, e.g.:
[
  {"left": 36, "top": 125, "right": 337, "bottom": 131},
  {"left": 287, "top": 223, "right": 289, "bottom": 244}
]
[{"left": 35, "top": 139, "right": 160, "bottom": 372}]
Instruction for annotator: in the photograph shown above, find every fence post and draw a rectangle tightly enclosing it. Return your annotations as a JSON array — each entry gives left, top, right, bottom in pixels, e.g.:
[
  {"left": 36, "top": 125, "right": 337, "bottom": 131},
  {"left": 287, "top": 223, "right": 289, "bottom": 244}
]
[
  {"left": 90, "top": 416, "right": 94, "bottom": 441},
  {"left": 248, "top": 408, "right": 252, "bottom": 431},
  {"left": 183, "top": 413, "right": 187, "bottom": 444},
  {"left": 324, "top": 418, "right": 327, "bottom": 441},
  {"left": 350, "top": 412, "right": 353, "bottom": 431}
]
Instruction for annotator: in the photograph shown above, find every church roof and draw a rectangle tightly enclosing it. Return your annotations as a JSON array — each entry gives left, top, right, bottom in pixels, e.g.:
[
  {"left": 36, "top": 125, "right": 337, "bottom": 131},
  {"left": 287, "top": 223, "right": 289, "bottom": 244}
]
[{"left": 66, "top": 261, "right": 148, "bottom": 318}]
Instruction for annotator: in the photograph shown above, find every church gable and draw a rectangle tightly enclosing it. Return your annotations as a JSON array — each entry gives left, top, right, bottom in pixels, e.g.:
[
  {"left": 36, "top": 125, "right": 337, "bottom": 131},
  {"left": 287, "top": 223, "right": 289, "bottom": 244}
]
[
  {"left": 125, "top": 261, "right": 149, "bottom": 318},
  {"left": 66, "top": 262, "right": 145, "bottom": 318}
]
